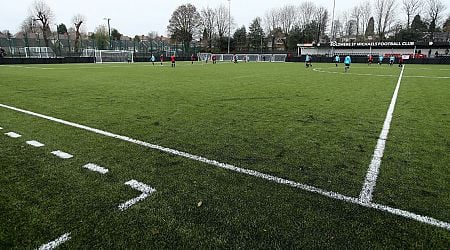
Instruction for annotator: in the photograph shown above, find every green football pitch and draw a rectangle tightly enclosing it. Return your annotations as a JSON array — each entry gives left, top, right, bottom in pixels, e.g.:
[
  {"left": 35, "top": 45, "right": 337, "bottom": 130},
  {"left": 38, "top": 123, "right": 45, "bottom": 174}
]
[{"left": 0, "top": 62, "right": 449, "bottom": 248}]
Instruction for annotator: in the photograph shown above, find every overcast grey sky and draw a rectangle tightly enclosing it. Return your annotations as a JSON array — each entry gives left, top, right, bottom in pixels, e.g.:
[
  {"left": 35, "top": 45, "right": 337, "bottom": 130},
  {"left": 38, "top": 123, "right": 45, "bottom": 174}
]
[{"left": 2, "top": 0, "right": 363, "bottom": 36}]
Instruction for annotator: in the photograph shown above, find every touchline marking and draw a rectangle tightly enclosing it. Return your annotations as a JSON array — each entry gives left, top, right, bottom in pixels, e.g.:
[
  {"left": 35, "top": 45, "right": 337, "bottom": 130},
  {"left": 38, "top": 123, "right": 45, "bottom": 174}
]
[
  {"left": 51, "top": 150, "right": 73, "bottom": 159},
  {"left": 37, "top": 232, "right": 71, "bottom": 250},
  {"left": 82, "top": 163, "right": 109, "bottom": 174},
  {"left": 26, "top": 140, "right": 45, "bottom": 147},
  {"left": 313, "top": 67, "right": 450, "bottom": 79},
  {"left": 5, "top": 132, "right": 22, "bottom": 138},
  {"left": 359, "top": 66, "right": 405, "bottom": 204},
  {"left": 118, "top": 180, "right": 156, "bottom": 211},
  {"left": 0, "top": 103, "right": 449, "bottom": 230}
]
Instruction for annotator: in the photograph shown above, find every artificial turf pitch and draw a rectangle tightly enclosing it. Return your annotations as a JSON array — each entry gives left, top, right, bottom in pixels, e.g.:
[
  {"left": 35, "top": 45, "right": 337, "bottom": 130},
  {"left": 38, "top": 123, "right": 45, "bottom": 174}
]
[{"left": 0, "top": 62, "right": 449, "bottom": 248}]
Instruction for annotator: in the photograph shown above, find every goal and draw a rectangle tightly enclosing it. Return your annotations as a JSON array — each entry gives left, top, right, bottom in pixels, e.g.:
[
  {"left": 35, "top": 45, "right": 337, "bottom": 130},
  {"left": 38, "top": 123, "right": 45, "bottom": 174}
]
[
  {"left": 204, "top": 53, "right": 287, "bottom": 62},
  {"left": 18, "top": 47, "right": 56, "bottom": 58},
  {"left": 82, "top": 49, "right": 134, "bottom": 63}
]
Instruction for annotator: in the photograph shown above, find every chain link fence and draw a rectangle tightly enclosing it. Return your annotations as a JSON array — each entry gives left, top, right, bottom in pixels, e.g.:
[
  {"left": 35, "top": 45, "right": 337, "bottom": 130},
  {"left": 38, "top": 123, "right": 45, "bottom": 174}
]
[{"left": 0, "top": 35, "right": 200, "bottom": 59}]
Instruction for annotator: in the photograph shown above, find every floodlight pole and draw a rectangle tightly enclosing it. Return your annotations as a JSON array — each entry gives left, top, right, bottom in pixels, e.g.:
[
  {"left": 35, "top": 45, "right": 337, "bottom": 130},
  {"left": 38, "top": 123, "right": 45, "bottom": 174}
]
[
  {"left": 330, "top": 0, "right": 336, "bottom": 55},
  {"left": 104, "top": 17, "right": 112, "bottom": 49},
  {"left": 331, "top": 0, "right": 336, "bottom": 40},
  {"left": 227, "top": 0, "right": 231, "bottom": 54}
]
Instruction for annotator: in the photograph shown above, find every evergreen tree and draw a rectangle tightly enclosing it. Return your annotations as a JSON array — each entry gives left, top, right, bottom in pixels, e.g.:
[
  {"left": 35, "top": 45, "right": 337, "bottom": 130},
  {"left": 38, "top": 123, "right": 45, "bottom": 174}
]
[
  {"left": 287, "top": 25, "right": 303, "bottom": 50},
  {"left": 57, "top": 23, "right": 67, "bottom": 34},
  {"left": 111, "top": 29, "right": 122, "bottom": 41},
  {"left": 302, "top": 21, "right": 319, "bottom": 43},
  {"left": 443, "top": 16, "right": 450, "bottom": 32},
  {"left": 365, "top": 17, "right": 375, "bottom": 38},
  {"left": 233, "top": 26, "right": 247, "bottom": 52},
  {"left": 248, "top": 17, "right": 265, "bottom": 51},
  {"left": 411, "top": 15, "right": 428, "bottom": 32}
]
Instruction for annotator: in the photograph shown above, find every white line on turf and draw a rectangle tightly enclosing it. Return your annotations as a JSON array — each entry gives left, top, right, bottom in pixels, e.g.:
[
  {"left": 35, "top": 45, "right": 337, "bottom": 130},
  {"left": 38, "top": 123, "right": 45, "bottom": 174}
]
[
  {"left": 37, "top": 233, "right": 71, "bottom": 250},
  {"left": 0, "top": 127, "right": 3, "bottom": 129},
  {"left": 26, "top": 140, "right": 45, "bottom": 147},
  {"left": 118, "top": 180, "right": 156, "bottom": 211},
  {"left": 82, "top": 163, "right": 109, "bottom": 174},
  {"left": 313, "top": 67, "right": 450, "bottom": 79},
  {"left": 5, "top": 132, "right": 22, "bottom": 138},
  {"left": 0, "top": 103, "right": 449, "bottom": 230},
  {"left": 51, "top": 150, "right": 73, "bottom": 159},
  {"left": 359, "top": 66, "right": 405, "bottom": 203}
]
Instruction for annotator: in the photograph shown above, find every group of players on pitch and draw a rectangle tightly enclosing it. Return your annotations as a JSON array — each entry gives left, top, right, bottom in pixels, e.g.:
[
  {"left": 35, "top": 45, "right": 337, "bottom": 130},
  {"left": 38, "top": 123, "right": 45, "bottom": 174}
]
[
  {"left": 306, "top": 54, "right": 404, "bottom": 72},
  {"left": 148, "top": 54, "right": 177, "bottom": 67},
  {"left": 147, "top": 54, "right": 220, "bottom": 67}
]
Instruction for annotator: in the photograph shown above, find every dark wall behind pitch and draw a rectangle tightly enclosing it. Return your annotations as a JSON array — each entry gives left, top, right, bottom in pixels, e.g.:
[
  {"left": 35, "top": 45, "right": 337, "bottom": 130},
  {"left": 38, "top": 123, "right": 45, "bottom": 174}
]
[{"left": 0, "top": 57, "right": 95, "bottom": 64}]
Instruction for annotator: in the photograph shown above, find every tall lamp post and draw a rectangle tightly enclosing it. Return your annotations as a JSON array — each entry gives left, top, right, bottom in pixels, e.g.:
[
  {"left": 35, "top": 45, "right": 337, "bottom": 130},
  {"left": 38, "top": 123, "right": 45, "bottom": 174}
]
[
  {"left": 227, "top": 0, "right": 231, "bottom": 54},
  {"left": 331, "top": 0, "right": 336, "bottom": 41},
  {"left": 330, "top": 0, "right": 336, "bottom": 55},
  {"left": 104, "top": 17, "right": 111, "bottom": 49}
]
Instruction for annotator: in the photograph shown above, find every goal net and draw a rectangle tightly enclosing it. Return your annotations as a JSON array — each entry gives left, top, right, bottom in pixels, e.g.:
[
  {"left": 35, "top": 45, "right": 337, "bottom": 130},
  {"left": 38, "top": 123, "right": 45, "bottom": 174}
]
[
  {"left": 82, "top": 49, "right": 134, "bottom": 63},
  {"left": 18, "top": 47, "right": 56, "bottom": 58},
  {"left": 272, "top": 54, "right": 288, "bottom": 62},
  {"left": 202, "top": 54, "right": 287, "bottom": 62}
]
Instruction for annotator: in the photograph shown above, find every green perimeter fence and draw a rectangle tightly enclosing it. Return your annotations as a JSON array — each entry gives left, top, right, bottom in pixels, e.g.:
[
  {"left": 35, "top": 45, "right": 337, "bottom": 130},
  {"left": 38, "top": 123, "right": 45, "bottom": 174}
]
[{"left": 0, "top": 36, "right": 200, "bottom": 59}]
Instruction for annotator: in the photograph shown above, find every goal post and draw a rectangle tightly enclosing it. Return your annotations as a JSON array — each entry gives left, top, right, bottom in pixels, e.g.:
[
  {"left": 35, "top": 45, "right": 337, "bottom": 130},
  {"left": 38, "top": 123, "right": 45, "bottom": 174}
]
[{"left": 81, "top": 49, "right": 134, "bottom": 63}]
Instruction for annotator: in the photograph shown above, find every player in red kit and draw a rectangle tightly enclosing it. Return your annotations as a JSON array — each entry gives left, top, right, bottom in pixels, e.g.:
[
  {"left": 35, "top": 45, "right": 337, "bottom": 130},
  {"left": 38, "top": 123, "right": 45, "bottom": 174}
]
[
  {"left": 171, "top": 54, "right": 176, "bottom": 67},
  {"left": 191, "top": 54, "right": 195, "bottom": 64},
  {"left": 368, "top": 54, "right": 373, "bottom": 65}
]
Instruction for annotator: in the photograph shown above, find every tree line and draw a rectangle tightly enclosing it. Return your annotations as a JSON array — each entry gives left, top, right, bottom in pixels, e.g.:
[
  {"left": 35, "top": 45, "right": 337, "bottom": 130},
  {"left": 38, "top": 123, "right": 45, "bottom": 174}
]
[
  {"left": 168, "top": 0, "right": 449, "bottom": 52},
  {"left": 3, "top": 0, "right": 449, "bottom": 53}
]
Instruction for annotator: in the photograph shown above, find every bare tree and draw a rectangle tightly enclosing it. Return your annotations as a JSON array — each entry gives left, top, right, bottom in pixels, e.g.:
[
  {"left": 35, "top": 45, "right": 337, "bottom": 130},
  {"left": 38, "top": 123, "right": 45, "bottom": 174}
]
[
  {"left": 374, "top": 0, "right": 397, "bottom": 40},
  {"left": 360, "top": 1, "right": 372, "bottom": 37},
  {"left": 298, "top": 1, "right": 316, "bottom": 28},
  {"left": 263, "top": 8, "right": 281, "bottom": 50},
  {"left": 21, "top": 16, "right": 38, "bottom": 34},
  {"left": 315, "top": 7, "right": 329, "bottom": 41},
  {"left": 147, "top": 31, "right": 159, "bottom": 39},
  {"left": 72, "top": 14, "right": 85, "bottom": 53},
  {"left": 167, "top": 4, "right": 200, "bottom": 48},
  {"left": 215, "top": 4, "right": 232, "bottom": 38},
  {"left": 279, "top": 5, "right": 297, "bottom": 35},
  {"left": 426, "top": 0, "right": 447, "bottom": 27},
  {"left": 263, "top": 8, "right": 280, "bottom": 34},
  {"left": 351, "top": 6, "right": 363, "bottom": 36},
  {"left": 200, "top": 7, "right": 216, "bottom": 49},
  {"left": 29, "top": 0, "right": 53, "bottom": 47},
  {"left": 403, "top": 0, "right": 422, "bottom": 28},
  {"left": 167, "top": 4, "right": 201, "bottom": 50}
]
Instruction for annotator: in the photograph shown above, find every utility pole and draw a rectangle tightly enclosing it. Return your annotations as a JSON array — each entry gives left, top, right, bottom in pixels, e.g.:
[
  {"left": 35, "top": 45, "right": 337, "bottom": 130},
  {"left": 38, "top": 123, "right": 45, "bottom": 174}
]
[
  {"left": 104, "top": 17, "right": 111, "bottom": 49},
  {"left": 227, "top": 0, "right": 231, "bottom": 54}
]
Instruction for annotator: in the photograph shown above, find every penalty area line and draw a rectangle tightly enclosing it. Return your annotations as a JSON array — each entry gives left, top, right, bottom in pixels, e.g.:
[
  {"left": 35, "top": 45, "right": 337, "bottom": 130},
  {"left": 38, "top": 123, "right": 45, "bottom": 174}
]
[
  {"left": 359, "top": 66, "right": 405, "bottom": 203},
  {"left": 37, "top": 232, "right": 71, "bottom": 250},
  {"left": 0, "top": 102, "right": 449, "bottom": 231}
]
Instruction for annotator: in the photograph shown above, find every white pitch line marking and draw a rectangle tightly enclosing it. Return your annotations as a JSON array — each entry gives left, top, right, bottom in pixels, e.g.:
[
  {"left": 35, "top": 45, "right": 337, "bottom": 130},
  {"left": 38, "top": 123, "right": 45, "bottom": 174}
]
[
  {"left": 0, "top": 103, "right": 449, "bottom": 230},
  {"left": 118, "top": 180, "right": 156, "bottom": 211},
  {"left": 313, "top": 67, "right": 450, "bottom": 79},
  {"left": 26, "top": 140, "right": 45, "bottom": 147},
  {"left": 37, "top": 232, "right": 71, "bottom": 250},
  {"left": 359, "top": 66, "right": 405, "bottom": 204},
  {"left": 5, "top": 132, "right": 22, "bottom": 138},
  {"left": 51, "top": 150, "right": 73, "bottom": 159},
  {"left": 82, "top": 163, "right": 109, "bottom": 174},
  {"left": 0, "top": 126, "right": 3, "bottom": 129}
]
